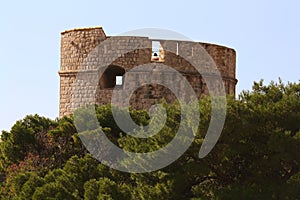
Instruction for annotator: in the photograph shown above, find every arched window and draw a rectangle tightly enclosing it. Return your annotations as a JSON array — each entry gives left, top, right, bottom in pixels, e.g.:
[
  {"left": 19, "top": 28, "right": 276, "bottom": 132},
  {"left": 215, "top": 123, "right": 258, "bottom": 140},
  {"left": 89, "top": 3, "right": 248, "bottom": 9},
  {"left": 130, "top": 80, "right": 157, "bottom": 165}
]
[{"left": 100, "top": 65, "right": 125, "bottom": 89}]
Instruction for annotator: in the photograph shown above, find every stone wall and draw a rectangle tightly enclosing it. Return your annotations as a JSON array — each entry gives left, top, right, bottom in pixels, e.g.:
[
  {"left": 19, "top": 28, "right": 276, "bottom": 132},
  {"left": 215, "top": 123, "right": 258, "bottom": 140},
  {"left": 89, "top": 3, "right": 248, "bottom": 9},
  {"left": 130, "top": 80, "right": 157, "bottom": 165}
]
[{"left": 59, "top": 27, "right": 237, "bottom": 117}]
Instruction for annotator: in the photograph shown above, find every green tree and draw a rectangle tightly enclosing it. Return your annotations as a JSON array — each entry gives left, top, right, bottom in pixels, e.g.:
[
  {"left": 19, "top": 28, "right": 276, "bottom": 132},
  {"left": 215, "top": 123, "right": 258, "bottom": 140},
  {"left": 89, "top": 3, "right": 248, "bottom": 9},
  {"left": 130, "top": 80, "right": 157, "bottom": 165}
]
[
  {"left": 0, "top": 80, "right": 299, "bottom": 199},
  {"left": 0, "top": 115, "right": 56, "bottom": 167}
]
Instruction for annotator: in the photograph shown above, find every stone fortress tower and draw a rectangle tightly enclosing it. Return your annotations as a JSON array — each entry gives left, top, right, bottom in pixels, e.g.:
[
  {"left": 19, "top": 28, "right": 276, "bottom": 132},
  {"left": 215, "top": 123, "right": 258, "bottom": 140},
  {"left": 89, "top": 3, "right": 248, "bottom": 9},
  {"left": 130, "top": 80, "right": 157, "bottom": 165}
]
[{"left": 59, "top": 27, "right": 237, "bottom": 117}]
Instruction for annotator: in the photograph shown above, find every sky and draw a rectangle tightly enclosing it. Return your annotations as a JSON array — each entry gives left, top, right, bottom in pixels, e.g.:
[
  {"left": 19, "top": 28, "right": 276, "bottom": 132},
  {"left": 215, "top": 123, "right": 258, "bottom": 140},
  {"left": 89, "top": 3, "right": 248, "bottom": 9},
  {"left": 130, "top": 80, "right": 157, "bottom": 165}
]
[{"left": 1, "top": 0, "right": 299, "bottom": 131}]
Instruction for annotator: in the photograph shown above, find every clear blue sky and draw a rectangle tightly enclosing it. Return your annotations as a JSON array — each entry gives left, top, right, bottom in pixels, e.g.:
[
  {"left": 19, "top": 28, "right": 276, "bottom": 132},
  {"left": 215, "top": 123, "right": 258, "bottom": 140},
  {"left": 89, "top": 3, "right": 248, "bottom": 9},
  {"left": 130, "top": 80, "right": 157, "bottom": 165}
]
[{"left": 1, "top": 0, "right": 299, "bottom": 131}]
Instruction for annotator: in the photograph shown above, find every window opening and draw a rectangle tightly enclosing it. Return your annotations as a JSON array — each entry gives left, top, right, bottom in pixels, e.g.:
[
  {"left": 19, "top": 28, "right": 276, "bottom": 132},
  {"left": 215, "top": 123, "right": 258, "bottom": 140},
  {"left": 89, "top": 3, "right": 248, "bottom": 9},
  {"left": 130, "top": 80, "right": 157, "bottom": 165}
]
[
  {"left": 151, "top": 41, "right": 165, "bottom": 62},
  {"left": 100, "top": 65, "right": 125, "bottom": 89},
  {"left": 116, "top": 76, "right": 123, "bottom": 86}
]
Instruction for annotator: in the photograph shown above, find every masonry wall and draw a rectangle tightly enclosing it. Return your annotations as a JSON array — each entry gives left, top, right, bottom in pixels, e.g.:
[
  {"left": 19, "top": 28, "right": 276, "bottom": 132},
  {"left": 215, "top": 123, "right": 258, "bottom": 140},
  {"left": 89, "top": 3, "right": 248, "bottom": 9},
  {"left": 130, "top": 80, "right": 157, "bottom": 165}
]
[{"left": 59, "top": 27, "right": 237, "bottom": 117}]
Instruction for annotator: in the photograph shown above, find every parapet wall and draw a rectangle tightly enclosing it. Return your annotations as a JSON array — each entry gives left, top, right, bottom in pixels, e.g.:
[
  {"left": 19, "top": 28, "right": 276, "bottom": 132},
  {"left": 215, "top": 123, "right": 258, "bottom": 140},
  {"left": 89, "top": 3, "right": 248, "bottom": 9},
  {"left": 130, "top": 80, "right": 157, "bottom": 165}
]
[{"left": 59, "top": 27, "right": 237, "bottom": 117}]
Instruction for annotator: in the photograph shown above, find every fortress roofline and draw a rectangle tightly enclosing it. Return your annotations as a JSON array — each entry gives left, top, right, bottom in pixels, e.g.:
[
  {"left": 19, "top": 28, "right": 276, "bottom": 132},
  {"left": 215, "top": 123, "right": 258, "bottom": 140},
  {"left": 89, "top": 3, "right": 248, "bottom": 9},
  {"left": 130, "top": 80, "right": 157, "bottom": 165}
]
[
  {"left": 199, "top": 42, "right": 236, "bottom": 52},
  {"left": 60, "top": 26, "right": 235, "bottom": 51},
  {"left": 61, "top": 26, "right": 103, "bottom": 34}
]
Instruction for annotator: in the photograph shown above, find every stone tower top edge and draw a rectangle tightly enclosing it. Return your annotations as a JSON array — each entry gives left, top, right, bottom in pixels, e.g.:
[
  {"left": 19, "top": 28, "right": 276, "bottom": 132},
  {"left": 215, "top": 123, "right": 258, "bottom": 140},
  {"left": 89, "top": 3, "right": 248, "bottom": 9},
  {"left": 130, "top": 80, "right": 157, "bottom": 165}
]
[
  {"left": 60, "top": 26, "right": 236, "bottom": 52},
  {"left": 61, "top": 26, "right": 104, "bottom": 35},
  {"left": 198, "top": 42, "right": 236, "bottom": 53}
]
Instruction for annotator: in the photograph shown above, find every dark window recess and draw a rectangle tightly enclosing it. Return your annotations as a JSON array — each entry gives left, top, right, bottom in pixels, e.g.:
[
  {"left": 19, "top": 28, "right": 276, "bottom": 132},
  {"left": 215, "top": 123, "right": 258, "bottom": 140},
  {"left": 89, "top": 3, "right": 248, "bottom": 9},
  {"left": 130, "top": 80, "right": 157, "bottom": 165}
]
[{"left": 100, "top": 65, "right": 125, "bottom": 89}]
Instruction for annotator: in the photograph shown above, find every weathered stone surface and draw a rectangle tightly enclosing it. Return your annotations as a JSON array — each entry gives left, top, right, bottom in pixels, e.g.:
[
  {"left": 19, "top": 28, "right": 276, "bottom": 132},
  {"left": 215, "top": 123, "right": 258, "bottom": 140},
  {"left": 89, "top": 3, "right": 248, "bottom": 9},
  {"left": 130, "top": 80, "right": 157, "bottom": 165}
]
[{"left": 59, "top": 27, "right": 238, "bottom": 117}]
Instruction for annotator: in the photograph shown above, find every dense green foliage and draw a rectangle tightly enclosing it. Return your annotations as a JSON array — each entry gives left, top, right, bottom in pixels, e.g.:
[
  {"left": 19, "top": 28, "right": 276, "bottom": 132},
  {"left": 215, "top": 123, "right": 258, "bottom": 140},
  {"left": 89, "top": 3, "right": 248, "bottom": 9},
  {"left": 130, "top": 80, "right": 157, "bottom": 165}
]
[{"left": 0, "top": 80, "right": 300, "bottom": 199}]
